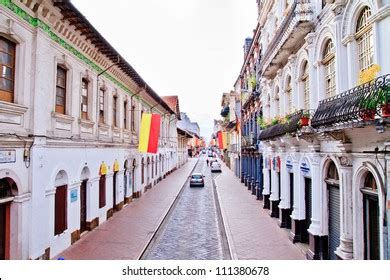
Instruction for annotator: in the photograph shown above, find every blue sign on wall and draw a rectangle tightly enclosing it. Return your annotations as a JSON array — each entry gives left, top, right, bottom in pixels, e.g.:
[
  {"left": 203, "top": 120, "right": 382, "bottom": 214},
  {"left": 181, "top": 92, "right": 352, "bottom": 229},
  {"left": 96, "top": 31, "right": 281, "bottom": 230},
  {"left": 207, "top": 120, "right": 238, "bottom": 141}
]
[
  {"left": 70, "top": 189, "right": 78, "bottom": 203},
  {"left": 286, "top": 157, "right": 293, "bottom": 172},
  {"left": 300, "top": 159, "right": 311, "bottom": 177}
]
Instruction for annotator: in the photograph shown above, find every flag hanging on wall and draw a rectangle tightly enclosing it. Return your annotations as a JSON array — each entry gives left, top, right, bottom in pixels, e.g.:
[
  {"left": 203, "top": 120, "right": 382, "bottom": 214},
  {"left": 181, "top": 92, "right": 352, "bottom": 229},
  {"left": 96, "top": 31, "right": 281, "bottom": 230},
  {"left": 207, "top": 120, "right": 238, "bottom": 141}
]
[
  {"left": 217, "top": 131, "right": 227, "bottom": 150},
  {"left": 138, "top": 113, "right": 161, "bottom": 154}
]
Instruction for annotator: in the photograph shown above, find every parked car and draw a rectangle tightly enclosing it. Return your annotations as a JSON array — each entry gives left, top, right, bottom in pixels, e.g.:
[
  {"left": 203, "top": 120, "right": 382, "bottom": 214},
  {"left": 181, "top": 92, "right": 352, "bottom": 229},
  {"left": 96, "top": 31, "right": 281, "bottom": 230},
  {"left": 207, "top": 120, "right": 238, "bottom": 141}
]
[
  {"left": 189, "top": 173, "right": 205, "bottom": 187},
  {"left": 210, "top": 161, "right": 222, "bottom": 172}
]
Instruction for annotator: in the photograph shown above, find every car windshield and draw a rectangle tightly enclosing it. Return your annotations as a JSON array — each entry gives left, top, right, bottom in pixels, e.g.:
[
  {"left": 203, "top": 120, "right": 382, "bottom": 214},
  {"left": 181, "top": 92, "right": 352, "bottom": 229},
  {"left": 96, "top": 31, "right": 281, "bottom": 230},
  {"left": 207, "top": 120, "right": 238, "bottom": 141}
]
[
  {"left": 192, "top": 175, "right": 203, "bottom": 179},
  {"left": 211, "top": 162, "right": 219, "bottom": 166}
]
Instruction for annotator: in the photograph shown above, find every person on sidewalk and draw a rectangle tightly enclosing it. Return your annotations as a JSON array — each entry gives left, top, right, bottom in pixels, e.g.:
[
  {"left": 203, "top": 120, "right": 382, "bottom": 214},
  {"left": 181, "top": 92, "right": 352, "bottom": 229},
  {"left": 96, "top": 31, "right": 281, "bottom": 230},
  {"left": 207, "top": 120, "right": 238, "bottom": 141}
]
[{"left": 206, "top": 159, "right": 209, "bottom": 166}]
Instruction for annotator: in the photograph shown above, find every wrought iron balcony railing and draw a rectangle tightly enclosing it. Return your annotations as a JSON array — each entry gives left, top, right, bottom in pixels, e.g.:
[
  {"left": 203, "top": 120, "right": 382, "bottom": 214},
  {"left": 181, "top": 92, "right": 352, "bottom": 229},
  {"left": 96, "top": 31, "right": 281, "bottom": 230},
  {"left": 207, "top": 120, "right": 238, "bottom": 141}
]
[
  {"left": 311, "top": 74, "right": 390, "bottom": 129},
  {"left": 258, "top": 110, "right": 309, "bottom": 141},
  {"left": 242, "top": 134, "right": 257, "bottom": 148}
]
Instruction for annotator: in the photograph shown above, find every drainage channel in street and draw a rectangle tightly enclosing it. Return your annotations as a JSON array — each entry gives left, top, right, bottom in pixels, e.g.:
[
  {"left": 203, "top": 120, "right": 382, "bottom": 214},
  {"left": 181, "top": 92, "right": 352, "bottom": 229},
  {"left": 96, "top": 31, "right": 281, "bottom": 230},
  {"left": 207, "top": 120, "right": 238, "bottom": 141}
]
[{"left": 140, "top": 156, "right": 231, "bottom": 260}]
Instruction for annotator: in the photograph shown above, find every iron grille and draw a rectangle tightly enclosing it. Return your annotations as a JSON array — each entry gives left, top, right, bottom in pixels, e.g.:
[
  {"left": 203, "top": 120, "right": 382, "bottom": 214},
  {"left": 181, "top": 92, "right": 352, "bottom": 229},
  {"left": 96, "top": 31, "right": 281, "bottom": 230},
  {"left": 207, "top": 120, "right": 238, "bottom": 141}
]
[{"left": 311, "top": 74, "right": 390, "bottom": 128}]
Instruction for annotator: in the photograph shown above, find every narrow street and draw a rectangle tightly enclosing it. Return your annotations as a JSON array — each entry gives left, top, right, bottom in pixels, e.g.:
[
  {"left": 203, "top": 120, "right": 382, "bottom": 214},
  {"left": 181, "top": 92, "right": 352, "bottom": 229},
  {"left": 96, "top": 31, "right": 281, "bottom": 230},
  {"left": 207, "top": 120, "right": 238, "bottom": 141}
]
[{"left": 141, "top": 155, "right": 230, "bottom": 260}]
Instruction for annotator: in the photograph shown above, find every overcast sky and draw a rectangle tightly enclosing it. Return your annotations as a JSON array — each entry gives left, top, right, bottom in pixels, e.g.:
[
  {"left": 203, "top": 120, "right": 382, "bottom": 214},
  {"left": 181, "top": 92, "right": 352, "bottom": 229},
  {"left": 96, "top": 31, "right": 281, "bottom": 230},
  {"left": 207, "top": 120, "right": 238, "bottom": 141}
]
[{"left": 72, "top": 0, "right": 257, "bottom": 141}]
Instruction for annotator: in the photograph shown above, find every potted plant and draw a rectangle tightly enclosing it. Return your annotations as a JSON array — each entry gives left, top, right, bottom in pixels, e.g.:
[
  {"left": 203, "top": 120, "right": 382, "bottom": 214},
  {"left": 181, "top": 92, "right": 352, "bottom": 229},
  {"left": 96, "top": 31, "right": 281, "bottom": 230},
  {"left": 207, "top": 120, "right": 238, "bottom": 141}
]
[
  {"left": 359, "top": 95, "right": 377, "bottom": 120},
  {"left": 271, "top": 116, "right": 279, "bottom": 126},
  {"left": 378, "top": 84, "right": 390, "bottom": 118},
  {"left": 249, "top": 75, "right": 257, "bottom": 90},
  {"left": 299, "top": 111, "right": 310, "bottom": 127}
]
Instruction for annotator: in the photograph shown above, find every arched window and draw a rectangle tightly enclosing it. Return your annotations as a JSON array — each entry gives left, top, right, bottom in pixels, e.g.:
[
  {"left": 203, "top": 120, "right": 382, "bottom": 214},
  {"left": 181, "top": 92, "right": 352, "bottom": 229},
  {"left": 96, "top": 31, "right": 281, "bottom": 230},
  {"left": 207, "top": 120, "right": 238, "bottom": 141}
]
[
  {"left": 363, "top": 172, "right": 377, "bottom": 192},
  {"left": 0, "top": 36, "right": 16, "bottom": 103},
  {"left": 274, "top": 87, "right": 280, "bottom": 116},
  {"left": 301, "top": 61, "right": 310, "bottom": 110},
  {"left": 356, "top": 7, "right": 373, "bottom": 72},
  {"left": 326, "top": 161, "right": 339, "bottom": 182},
  {"left": 322, "top": 40, "right": 336, "bottom": 98},
  {"left": 285, "top": 76, "right": 292, "bottom": 114},
  {"left": 362, "top": 171, "right": 379, "bottom": 260}
]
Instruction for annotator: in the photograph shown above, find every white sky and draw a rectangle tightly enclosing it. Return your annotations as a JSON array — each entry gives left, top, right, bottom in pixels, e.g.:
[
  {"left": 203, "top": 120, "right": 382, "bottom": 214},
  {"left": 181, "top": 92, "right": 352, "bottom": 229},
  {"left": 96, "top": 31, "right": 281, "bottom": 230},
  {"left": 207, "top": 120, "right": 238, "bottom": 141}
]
[{"left": 72, "top": 0, "right": 257, "bottom": 141}]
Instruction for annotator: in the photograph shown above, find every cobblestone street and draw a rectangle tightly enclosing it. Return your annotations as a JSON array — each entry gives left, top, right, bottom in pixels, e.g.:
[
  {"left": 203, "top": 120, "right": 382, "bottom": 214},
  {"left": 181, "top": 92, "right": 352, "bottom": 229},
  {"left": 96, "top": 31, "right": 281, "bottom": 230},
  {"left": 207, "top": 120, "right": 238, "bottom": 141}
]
[{"left": 142, "top": 156, "right": 230, "bottom": 260}]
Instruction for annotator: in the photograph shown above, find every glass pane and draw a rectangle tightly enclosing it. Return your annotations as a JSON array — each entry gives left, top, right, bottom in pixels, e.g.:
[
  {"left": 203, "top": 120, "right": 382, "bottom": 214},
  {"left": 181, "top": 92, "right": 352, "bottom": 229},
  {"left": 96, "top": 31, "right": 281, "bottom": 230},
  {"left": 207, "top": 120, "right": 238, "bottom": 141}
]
[
  {"left": 82, "top": 79, "right": 88, "bottom": 90},
  {"left": 56, "top": 96, "right": 64, "bottom": 105},
  {"left": 0, "top": 77, "right": 13, "bottom": 91},
  {"left": 1, "top": 65, "right": 12, "bottom": 79},
  {"left": 0, "top": 52, "right": 13, "bottom": 66},
  {"left": 56, "top": 87, "right": 65, "bottom": 98},
  {"left": 0, "top": 38, "right": 15, "bottom": 53}
]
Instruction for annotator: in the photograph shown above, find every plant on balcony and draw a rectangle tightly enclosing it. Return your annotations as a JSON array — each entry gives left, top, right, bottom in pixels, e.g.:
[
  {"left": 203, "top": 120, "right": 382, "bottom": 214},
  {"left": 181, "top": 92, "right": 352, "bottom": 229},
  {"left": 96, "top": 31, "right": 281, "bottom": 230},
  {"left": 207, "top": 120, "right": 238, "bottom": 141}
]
[
  {"left": 257, "top": 116, "right": 270, "bottom": 129},
  {"left": 249, "top": 75, "right": 257, "bottom": 90},
  {"left": 378, "top": 84, "right": 390, "bottom": 118},
  {"left": 298, "top": 110, "right": 310, "bottom": 127}
]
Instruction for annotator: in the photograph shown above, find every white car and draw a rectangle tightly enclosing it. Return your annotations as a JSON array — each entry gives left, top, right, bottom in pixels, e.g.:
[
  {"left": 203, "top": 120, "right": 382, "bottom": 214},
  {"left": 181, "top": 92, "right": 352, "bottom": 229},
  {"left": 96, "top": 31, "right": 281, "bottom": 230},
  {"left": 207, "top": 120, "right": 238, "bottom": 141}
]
[{"left": 210, "top": 161, "right": 222, "bottom": 172}]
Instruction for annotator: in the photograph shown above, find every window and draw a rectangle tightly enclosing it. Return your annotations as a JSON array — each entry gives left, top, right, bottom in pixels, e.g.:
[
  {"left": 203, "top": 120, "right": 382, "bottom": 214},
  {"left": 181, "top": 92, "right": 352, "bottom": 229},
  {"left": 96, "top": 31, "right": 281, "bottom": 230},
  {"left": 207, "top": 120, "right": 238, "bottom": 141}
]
[
  {"left": 99, "top": 175, "right": 106, "bottom": 208},
  {"left": 301, "top": 61, "right": 310, "bottom": 110},
  {"left": 81, "top": 78, "right": 88, "bottom": 120},
  {"left": 356, "top": 7, "right": 373, "bottom": 72},
  {"left": 99, "top": 88, "right": 105, "bottom": 124},
  {"left": 131, "top": 101, "right": 135, "bottom": 131},
  {"left": 286, "top": 77, "right": 292, "bottom": 113},
  {"left": 124, "top": 100, "right": 127, "bottom": 129},
  {"left": 0, "top": 37, "right": 15, "bottom": 103},
  {"left": 54, "top": 185, "right": 67, "bottom": 235},
  {"left": 322, "top": 40, "right": 336, "bottom": 98},
  {"left": 55, "top": 66, "right": 67, "bottom": 114},
  {"left": 113, "top": 95, "right": 117, "bottom": 127}
]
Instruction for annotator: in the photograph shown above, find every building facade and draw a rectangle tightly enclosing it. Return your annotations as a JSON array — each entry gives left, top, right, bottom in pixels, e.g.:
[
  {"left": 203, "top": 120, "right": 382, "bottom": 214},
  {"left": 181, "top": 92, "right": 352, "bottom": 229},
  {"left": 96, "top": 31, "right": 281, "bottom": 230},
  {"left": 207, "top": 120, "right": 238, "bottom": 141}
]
[
  {"left": 254, "top": 0, "right": 390, "bottom": 260},
  {"left": 0, "top": 0, "right": 179, "bottom": 260}
]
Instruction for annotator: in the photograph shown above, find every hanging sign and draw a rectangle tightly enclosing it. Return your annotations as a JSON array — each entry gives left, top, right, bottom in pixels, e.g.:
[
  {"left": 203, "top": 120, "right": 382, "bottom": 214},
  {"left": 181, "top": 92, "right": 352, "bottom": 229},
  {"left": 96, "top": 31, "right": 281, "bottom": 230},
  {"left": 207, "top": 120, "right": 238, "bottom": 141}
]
[{"left": 300, "top": 158, "right": 311, "bottom": 177}]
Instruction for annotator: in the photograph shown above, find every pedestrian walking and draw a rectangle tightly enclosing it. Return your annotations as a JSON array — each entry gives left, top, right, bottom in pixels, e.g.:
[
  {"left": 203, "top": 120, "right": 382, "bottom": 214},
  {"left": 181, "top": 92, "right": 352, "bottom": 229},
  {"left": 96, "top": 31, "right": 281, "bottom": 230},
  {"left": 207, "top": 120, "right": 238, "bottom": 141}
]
[{"left": 206, "top": 159, "right": 209, "bottom": 166}]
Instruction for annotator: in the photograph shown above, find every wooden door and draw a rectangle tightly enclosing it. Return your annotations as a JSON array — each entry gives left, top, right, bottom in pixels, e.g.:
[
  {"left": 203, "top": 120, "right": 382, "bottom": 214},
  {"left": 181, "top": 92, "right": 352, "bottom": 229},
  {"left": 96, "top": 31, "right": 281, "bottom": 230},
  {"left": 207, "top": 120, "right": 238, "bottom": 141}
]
[
  {"left": 113, "top": 172, "right": 117, "bottom": 209},
  {"left": 80, "top": 180, "right": 87, "bottom": 233}
]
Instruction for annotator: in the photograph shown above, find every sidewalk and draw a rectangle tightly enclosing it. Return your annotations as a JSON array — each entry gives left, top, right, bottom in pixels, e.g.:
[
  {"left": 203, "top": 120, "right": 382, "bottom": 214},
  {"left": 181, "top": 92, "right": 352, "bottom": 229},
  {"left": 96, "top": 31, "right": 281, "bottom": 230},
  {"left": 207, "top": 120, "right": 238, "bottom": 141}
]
[
  {"left": 56, "top": 158, "right": 198, "bottom": 260},
  {"left": 215, "top": 163, "right": 305, "bottom": 260}
]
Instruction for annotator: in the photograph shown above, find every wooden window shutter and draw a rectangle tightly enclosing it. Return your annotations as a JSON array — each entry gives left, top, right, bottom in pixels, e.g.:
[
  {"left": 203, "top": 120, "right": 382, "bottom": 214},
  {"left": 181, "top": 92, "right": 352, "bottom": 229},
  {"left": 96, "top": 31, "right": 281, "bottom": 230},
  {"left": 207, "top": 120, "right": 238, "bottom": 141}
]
[
  {"left": 54, "top": 185, "right": 67, "bottom": 235},
  {"left": 99, "top": 175, "right": 106, "bottom": 208}
]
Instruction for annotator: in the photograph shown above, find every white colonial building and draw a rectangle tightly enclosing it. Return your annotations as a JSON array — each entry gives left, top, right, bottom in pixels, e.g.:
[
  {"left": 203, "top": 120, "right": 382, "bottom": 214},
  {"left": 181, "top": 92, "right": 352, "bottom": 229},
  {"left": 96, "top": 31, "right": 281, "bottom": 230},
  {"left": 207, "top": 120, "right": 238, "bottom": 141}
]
[
  {"left": 0, "top": 0, "right": 180, "bottom": 260},
  {"left": 250, "top": 0, "right": 390, "bottom": 260}
]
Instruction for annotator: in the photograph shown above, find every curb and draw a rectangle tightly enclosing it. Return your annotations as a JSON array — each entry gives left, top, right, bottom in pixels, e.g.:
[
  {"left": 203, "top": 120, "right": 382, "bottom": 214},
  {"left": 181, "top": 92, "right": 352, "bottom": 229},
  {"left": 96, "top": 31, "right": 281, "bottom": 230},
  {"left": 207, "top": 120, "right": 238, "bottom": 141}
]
[
  {"left": 214, "top": 164, "right": 239, "bottom": 260},
  {"left": 137, "top": 158, "right": 200, "bottom": 260}
]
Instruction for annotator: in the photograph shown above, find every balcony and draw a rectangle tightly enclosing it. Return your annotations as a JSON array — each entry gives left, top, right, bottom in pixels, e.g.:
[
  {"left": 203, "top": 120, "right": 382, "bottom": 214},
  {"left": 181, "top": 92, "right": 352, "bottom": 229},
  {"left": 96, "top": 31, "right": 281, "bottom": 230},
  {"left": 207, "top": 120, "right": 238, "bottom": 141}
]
[
  {"left": 311, "top": 74, "right": 390, "bottom": 129},
  {"left": 258, "top": 110, "right": 309, "bottom": 141},
  {"left": 259, "top": 0, "right": 314, "bottom": 79},
  {"left": 242, "top": 134, "right": 257, "bottom": 149},
  {"left": 228, "top": 144, "right": 239, "bottom": 153}
]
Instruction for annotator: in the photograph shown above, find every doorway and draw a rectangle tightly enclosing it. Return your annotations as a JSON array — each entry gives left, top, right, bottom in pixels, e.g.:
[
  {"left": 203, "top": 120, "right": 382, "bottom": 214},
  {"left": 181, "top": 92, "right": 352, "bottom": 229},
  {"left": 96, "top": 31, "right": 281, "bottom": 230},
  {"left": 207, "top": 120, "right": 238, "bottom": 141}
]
[
  {"left": 113, "top": 171, "right": 118, "bottom": 210},
  {"left": 80, "top": 180, "right": 87, "bottom": 233},
  {"left": 304, "top": 177, "right": 312, "bottom": 243}
]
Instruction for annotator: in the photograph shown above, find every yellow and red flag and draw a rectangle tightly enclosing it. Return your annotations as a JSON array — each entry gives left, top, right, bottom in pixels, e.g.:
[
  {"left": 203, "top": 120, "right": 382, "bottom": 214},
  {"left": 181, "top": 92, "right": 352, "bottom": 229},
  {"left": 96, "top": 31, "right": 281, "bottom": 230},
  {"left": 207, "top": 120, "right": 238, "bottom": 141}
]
[
  {"left": 217, "top": 131, "right": 227, "bottom": 149},
  {"left": 138, "top": 113, "right": 161, "bottom": 154}
]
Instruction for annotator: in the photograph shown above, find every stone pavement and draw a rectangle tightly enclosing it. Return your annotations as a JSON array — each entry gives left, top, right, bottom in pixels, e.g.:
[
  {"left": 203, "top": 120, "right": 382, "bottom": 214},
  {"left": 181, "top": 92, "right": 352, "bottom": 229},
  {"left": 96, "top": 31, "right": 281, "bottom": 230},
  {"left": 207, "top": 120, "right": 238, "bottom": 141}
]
[
  {"left": 142, "top": 157, "right": 229, "bottom": 260},
  {"left": 56, "top": 158, "right": 198, "bottom": 260},
  {"left": 215, "top": 162, "right": 305, "bottom": 260}
]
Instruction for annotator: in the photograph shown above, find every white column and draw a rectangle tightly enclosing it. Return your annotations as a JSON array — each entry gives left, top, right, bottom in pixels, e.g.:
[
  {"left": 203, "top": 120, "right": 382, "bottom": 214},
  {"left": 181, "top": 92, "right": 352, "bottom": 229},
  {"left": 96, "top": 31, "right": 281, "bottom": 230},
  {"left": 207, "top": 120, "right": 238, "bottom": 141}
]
[
  {"left": 291, "top": 152, "right": 303, "bottom": 220},
  {"left": 279, "top": 150, "right": 289, "bottom": 209},
  {"left": 262, "top": 154, "right": 270, "bottom": 196},
  {"left": 308, "top": 152, "right": 322, "bottom": 236},
  {"left": 336, "top": 156, "right": 354, "bottom": 260}
]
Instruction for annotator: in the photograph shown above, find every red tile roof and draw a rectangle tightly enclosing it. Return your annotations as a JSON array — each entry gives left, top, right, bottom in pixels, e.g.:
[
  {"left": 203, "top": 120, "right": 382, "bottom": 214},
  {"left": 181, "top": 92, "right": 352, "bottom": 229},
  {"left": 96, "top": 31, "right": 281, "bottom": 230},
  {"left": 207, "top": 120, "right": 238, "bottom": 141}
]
[{"left": 161, "top": 96, "right": 181, "bottom": 120}]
